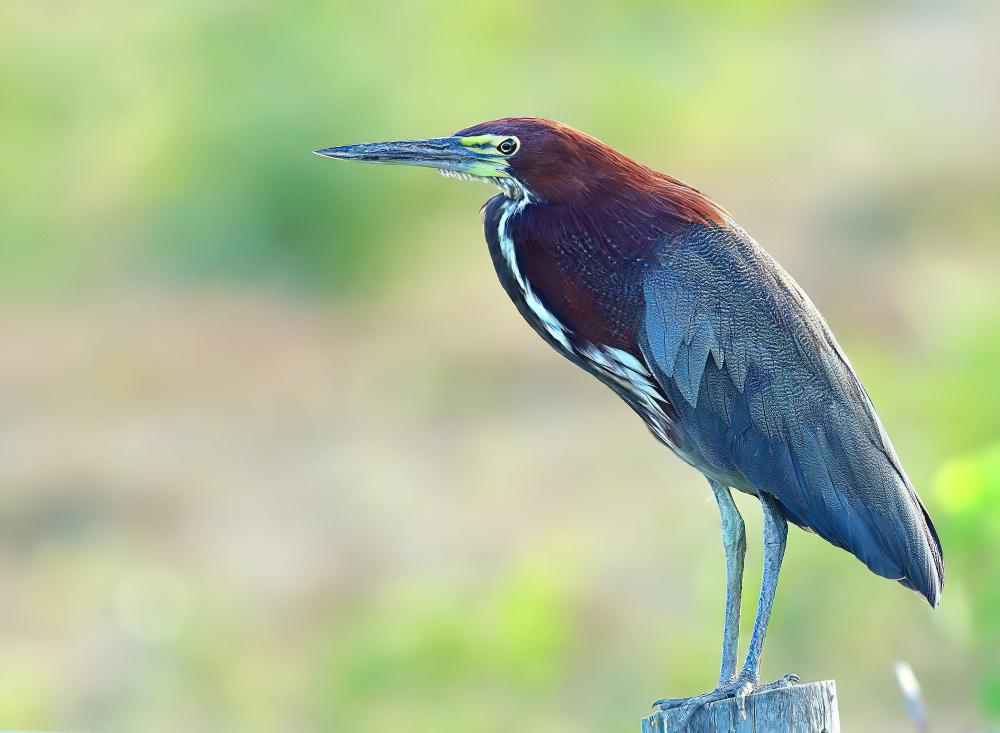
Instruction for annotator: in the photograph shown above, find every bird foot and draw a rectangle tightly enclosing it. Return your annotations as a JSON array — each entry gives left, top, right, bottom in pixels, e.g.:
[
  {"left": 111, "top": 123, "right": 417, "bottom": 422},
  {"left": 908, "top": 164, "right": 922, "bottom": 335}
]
[{"left": 652, "top": 672, "right": 799, "bottom": 729}]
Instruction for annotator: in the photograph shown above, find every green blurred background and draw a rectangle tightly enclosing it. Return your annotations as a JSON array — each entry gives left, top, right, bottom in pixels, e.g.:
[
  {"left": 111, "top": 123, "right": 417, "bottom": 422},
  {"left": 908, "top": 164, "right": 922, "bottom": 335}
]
[{"left": 2, "top": 0, "right": 998, "bottom": 730}]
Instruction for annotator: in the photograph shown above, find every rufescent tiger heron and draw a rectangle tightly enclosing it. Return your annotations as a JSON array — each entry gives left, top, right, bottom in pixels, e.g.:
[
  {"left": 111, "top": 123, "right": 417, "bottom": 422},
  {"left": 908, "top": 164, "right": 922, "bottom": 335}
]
[{"left": 315, "top": 118, "right": 944, "bottom": 718}]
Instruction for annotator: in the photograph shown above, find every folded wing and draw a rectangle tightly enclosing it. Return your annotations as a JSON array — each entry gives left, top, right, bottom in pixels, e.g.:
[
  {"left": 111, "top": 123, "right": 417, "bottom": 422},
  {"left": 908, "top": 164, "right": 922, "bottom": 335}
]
[{"left": 638, "top": 224, "right": 943, "bottom": 605}]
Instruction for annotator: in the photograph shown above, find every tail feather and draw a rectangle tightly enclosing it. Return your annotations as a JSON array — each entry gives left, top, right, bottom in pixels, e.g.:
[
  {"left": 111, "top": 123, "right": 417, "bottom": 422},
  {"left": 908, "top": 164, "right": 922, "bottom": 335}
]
[
  {"left": 762, "top": 416, "right": 945, "bottom": 608},
  {"left": 899, "top": 497, "right": 944, "bottom": 607}
]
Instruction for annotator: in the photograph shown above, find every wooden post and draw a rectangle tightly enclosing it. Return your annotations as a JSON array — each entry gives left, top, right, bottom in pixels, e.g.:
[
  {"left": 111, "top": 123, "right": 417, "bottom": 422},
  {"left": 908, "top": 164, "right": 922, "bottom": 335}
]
[{"left": 641, "top": 680, "right": 839, "bottom": 732}]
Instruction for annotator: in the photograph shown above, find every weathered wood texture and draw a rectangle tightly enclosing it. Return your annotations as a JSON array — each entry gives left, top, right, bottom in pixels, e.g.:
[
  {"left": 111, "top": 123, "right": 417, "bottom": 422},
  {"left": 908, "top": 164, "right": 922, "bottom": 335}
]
[{"left": 641, "top": 680, "right": 839, "bottom": 733}]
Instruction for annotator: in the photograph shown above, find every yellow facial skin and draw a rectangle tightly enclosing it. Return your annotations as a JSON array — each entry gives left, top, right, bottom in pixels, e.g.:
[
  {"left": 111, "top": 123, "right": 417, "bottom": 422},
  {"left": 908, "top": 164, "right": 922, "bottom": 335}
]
[
  {"left": 458, "top": 135, "right": 520, "bottom": 177},
  {"left": 458, "top": 135, "right": 499, "bottom": 147}
]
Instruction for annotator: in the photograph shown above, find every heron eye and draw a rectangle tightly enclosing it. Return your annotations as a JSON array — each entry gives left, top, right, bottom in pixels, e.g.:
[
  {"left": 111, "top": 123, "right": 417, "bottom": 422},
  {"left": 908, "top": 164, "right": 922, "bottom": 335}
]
[{"left": 497, "top": 138, "right": 517, "bottom": 155}]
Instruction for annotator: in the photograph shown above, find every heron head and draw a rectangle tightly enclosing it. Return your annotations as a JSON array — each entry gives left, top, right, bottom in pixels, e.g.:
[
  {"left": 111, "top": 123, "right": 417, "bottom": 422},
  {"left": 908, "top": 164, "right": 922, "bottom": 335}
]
[{"left": 315, "top": 117, "right": 613, "bottom": 203}]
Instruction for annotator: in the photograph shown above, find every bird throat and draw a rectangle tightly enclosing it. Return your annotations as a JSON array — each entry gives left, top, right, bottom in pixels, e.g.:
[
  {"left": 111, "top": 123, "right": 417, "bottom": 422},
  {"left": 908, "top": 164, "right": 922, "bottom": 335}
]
[{"left": 439, "top": 169, "right": 532, "bottom": 200}]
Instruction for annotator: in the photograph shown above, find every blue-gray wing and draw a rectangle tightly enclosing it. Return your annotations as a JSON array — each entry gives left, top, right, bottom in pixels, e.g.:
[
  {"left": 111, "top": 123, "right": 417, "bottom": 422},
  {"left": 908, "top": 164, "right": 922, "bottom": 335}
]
[{"left": 638, "top": 224, "right": 943, "bottom": 605}]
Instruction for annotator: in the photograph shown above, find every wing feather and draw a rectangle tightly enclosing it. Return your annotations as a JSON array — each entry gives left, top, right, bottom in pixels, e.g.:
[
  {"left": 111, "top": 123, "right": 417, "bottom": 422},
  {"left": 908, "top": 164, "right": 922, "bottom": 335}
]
[{"left": 639, "top": 224, "right": 944, "bottom": 605}]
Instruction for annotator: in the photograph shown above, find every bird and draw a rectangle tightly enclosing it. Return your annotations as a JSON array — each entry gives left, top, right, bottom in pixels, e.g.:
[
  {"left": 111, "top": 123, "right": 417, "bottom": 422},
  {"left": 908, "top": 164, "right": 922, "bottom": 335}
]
[{"left": 315, "top": 117, "right": 944, "bottom": 718}]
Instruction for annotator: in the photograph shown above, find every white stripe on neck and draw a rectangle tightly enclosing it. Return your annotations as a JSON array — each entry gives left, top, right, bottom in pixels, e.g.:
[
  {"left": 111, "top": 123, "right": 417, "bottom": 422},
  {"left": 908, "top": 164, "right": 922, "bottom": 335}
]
[{"left": 497, "top": 198, "right": 572, "bottom": 350}]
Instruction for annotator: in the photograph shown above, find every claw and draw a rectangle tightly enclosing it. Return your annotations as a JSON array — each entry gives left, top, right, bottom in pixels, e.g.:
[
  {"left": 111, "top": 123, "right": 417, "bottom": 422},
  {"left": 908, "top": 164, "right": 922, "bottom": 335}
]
[{"left": 735, "top": 683, "right": 749, "bottom": 719}]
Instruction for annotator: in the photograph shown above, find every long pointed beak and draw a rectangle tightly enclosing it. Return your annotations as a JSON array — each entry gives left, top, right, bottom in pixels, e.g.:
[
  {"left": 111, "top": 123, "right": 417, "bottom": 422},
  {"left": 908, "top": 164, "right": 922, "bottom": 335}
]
[{"left": 314, "top": 136, "right": 508, "bottom": 178}]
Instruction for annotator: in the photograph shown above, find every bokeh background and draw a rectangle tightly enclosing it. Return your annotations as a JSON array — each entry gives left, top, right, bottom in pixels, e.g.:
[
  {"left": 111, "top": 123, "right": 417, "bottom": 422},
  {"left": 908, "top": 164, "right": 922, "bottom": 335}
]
[{"left": 2, "top": 0, "right": 999, "bottom": 730}]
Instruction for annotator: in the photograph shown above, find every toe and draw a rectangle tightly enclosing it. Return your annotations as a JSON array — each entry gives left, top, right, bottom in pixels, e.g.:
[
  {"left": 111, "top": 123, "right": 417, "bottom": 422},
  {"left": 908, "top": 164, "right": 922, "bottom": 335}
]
[
  {"left": 758, "top": 673, "right": 799, "bottom": 693},
  {"left": 652, "top": 697, "right": 686, "bottom": 710},
  {"left": 654, "top": 696, "right": 705, "bottom": 711}
]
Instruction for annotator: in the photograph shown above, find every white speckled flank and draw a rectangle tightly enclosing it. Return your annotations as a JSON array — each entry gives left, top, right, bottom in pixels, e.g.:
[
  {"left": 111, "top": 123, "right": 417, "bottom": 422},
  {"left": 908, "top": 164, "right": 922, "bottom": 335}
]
[{"left": 579, "top": 343, "right": 674, "bottom": 444}]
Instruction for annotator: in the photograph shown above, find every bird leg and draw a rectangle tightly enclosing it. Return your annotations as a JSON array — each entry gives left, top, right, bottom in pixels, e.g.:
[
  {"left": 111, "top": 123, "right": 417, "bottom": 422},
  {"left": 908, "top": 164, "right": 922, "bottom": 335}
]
[
  {"left": 711, "top": 480, "right": 745, "bottom": 684},
  {"left": 651, "top": 480, "right": 745, "bottom": 708},
  {"left": 653, "top": 491, "right": 798, "bottom": 724},
  {"left": 740, "top": 491, "right": 789, "bottom": 687}
]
